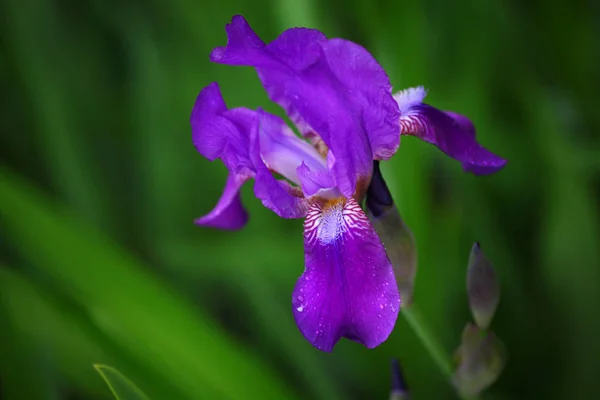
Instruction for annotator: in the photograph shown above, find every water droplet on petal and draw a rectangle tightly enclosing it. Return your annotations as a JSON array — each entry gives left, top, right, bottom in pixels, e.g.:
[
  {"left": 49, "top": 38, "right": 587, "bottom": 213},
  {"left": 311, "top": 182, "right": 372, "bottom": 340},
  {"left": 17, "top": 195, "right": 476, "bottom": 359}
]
[
  {"left": 297, "top": 295, "right": 304, "bottom": 302},
  {"left": 296, "top": 305, "right": 304, "bottom": 312}
]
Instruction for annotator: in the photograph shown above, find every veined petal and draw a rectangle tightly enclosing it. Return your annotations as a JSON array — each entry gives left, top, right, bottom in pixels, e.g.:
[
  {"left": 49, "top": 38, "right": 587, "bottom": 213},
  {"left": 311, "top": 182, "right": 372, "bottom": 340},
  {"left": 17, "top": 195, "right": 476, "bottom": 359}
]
[
  {"left": 394, "top": 87, "right": 507, "bottom": 175},
  {"left": 195, "top": 172, "right": 249, "bottom": 230},
  {"left": 293, "top": 198, "right": 400, "bottom": 351}
]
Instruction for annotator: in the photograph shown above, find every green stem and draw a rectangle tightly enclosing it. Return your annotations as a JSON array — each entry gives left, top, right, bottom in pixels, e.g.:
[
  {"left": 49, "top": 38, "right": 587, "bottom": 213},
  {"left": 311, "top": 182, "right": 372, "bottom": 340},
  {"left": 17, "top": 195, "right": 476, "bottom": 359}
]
[
  {"left": 401, "top": 305, "right": 478, "bottom": 400},
  {"left": 402, "top": 305, "right": 453, "bottom": 378}
]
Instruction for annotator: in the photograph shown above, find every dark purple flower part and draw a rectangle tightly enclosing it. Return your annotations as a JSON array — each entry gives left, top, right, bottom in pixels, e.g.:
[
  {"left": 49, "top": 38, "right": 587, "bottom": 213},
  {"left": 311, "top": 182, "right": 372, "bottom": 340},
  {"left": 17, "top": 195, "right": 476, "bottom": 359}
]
[
  {"left": 394, "top": 87, "right": 507, "bottom": 174},
  {"left": 391, "top": 359, "right": 410, "bottom": 397},
  {"left": 191, "top": 15, "right": 506, "bottom": 351},
  {"left": 367, "top": 161, "right": 417, "bottom": 306}
]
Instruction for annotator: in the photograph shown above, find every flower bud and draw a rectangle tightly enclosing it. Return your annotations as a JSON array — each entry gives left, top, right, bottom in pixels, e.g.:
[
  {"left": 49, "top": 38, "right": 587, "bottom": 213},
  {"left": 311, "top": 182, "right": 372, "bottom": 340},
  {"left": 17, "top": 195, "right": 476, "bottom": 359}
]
[
  {"left": 389, "top": 359, "right": 411, "bottom": 400},
  {"left": 452, "top": 323, "right": 507, "bottom": 398},
  {"left": 467, "top": 242, "right": 500, "bottom": 329}
]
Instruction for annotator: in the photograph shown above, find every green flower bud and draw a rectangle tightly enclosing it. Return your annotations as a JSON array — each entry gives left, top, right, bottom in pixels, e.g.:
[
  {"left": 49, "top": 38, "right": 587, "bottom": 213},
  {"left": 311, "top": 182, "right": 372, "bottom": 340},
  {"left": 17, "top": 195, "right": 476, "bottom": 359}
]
[
  {"left": 467, "top": 242, "right": 500, "bottom": 329},
  {"left": 452, "top": 323, "right": 507, "bottom": 398}
]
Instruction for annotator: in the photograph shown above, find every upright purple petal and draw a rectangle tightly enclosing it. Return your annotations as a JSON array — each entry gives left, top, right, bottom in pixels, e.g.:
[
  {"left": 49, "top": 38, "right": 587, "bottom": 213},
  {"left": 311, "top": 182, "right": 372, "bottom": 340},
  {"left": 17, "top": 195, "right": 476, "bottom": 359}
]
[
  {"left": 394, "top": 87, "right": 507, "bottom": 175},
  {"left": 209, "top": 15, "right": 277, "bottom": 69},
  {"left": 283, "top": 67, "right": 372, "bottom": 197},
  {"left": 195, "top": 172, "right": 249, "bottom": 230},
  {"left": 210, "top": 16, "right": 401, "bottom": 196},
  {"left": 293, "top": 198, "right": 400, "bottom": 351},
  {"left": 211, "top": 18, "right": 324, "bottom": 135},
  {"left": 318, "top": 39, "right": 400, "bottom": 160}
]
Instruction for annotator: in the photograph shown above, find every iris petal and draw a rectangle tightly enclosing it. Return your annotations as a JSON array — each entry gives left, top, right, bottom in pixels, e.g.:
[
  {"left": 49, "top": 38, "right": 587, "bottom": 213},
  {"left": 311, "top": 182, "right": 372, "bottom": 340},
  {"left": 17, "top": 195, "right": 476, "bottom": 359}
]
[
  {"left": 210, "top": 16, "right": 402, "bottom": 197},
  {"left": 258, "top": 112, "right": 327, "bottom": 186},
  {"left": 296, "top": 162, "right": 338, "bottom": 199},
  {"left": 394, "top": 87, "right": 507, "bottom": 175},
  {"left": 292, "top": 198, "right": 400, "bottom": 351},
  {"left": 251, "top": 110, "right": 310, "bottom": 218},
  {"left": 191, "top": 84, "right": 308, "bottom": 223},
  {"left": 191, "top": 82, "right": 252, "bottom": 172},
  {"left": 194, "top": 172, "right": 249, "bottom": 230}
]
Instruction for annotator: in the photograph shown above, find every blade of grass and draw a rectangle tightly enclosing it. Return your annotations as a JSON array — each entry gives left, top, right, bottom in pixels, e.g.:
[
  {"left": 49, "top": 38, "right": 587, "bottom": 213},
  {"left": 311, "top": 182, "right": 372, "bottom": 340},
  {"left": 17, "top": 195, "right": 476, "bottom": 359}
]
[{"left": 94, "top": 365, "right": 151, "bottom": 400}]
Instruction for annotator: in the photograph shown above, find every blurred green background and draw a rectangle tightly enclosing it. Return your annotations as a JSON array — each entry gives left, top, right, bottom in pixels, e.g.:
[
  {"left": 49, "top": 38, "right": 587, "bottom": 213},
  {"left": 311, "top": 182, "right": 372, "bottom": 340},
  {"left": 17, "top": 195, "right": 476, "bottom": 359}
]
[{"left": 1, "top": 0, "right": 599, "bottom": 399}]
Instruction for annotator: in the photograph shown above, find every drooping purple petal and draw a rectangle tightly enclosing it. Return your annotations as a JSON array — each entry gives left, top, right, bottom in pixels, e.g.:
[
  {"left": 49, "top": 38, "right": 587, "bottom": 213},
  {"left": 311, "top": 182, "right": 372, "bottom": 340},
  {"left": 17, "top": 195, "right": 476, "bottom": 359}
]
[
  {"left": 191, "top": 83, "right": 308, "bottom": 222},
  {"left": 292, "top": 198, "right": 400, "bottom": 352},
  {"left": 210, "top": 16, "right": 401, "bottom": 196},
  {"left": 394, "top": 87, "right": 507, "bottom": 175},
  {"left": 195, "top": 172, "right": 249, "bottom": 230}
]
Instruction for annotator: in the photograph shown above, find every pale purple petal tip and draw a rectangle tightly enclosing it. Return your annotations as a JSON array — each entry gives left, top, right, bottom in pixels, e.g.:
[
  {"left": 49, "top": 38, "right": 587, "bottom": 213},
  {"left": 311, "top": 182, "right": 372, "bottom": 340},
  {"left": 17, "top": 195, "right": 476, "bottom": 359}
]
[
  {"left": 258, "top": 112, "right": 326, "bottom": 186},
  {"left": 195, "top": 173, "right": 249, "bottom": 230},
  {"left": 395, "top": 88, "right": 507, "bottom": 175},
  {"left": 293, "top": 198, "right": 400, "bottom": 352},
  {"left": 296, "top": 162, "right": 336, "bottom": 198},
  {"left": 251, "top": 110, "right": 310, "bottom": 219}
]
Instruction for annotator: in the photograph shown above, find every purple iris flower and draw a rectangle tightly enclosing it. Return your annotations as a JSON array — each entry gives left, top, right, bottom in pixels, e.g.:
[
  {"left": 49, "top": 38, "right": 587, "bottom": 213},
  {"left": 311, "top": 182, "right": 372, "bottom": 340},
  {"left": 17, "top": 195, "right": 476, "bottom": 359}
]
[{"left": 191, "top": 16, "right": 506, "bottom": 352}]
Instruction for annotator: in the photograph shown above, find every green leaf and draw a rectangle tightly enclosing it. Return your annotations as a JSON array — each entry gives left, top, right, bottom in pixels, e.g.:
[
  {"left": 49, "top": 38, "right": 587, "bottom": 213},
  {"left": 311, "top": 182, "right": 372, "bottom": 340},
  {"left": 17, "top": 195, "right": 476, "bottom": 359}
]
[
  {"left": 94, "top": 365, "right": 151, "bottom": 400},
  {"left": 0, "top": 269, "right": 59, "bottom": 400},
  {"left": 0, "top": 267, "right": 185, "bottom": 400},
  {"left": 0, "top": 167, "right": 298, "bottom": 400}
]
